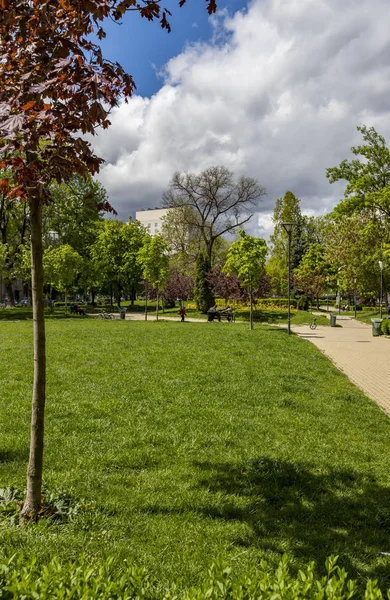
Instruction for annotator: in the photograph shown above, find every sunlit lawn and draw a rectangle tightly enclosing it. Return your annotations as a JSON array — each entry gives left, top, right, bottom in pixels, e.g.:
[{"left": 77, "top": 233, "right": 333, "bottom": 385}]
[{"left": 1, "top": 319, "right": 390, "bottom": 589}]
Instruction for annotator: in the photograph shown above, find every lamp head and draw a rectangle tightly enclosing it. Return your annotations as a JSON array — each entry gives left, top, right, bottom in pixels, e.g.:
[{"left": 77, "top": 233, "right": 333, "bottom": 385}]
[
  {"left": 379, "top": 260, "right": 383, "bottom": 271},
  {"left": 281, "top": 222, "right": 295, "bottom": 234}
]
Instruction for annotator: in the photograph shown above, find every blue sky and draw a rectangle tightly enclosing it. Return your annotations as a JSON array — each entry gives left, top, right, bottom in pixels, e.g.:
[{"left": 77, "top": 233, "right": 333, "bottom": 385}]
[{"left": 99, "top": 0, "right": 247, "bottom": 97}]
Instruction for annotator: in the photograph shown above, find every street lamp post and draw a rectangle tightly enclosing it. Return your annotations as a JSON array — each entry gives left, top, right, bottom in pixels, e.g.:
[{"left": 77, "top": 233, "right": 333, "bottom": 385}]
[
  {"left": 281, "top": 222, "right": 295, "bottom": 336},
  {"left": 379, "top": 261, "right": 383, "bottom": 319},
  {"left": 353, "top": 274, "right": 357, "bottom": 319}
]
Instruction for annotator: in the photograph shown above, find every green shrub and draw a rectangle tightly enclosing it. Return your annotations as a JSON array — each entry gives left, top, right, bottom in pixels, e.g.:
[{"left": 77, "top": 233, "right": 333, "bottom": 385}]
[
  {"left": 0, "top": 553, "right": 388, "bottom": 599},
  {"left": 297, "top": 295, "right": 309, "bottom": 311},
  {"left": 381, "top": 319, "right": 390, "bottom": 335}
]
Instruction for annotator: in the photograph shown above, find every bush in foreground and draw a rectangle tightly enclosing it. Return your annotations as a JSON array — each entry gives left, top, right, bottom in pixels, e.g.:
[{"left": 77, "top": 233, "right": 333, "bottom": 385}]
[{"left": 0, "top": 554, "right": 387, "bottom": 599}]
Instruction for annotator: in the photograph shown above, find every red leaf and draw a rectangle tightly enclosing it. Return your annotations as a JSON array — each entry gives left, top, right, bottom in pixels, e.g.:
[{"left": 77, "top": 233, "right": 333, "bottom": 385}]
[{"left": 21, "top": 100, "right": 36, "bottom": 111}]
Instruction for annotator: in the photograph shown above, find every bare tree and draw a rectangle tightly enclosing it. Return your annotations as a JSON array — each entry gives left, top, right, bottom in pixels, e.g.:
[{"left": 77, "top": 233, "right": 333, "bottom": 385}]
[{"left": 162, "top": 166, "right": 266, "bottom": 263}]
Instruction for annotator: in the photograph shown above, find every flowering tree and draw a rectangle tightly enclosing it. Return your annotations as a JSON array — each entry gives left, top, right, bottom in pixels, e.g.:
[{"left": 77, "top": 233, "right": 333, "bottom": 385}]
[{"left": 0, "top": 0, "right": 216, "bottom": 520}]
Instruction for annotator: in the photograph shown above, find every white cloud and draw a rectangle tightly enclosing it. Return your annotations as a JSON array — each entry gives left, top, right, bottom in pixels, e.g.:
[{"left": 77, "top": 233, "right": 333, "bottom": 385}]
[{"left": 93, "top": 0, "right": 390, "bottom": 235}]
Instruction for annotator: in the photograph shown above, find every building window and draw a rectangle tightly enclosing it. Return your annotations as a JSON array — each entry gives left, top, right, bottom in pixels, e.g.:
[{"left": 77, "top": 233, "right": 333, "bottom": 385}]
[{"left": 155, "top": 222, "right": 158, "bottom": 227}]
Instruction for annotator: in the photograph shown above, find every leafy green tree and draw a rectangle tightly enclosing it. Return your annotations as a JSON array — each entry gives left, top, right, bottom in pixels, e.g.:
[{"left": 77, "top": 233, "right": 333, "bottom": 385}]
[
  {"left": 224, "top": 230, "right": 267, "bottom": 329},
  {"left": 294, "top": 244, "right": 334, "bottom": 307},
  {"left": 193, "top": 252, "right": 215, "bottom": 314},
  {"left": 267, "top": 191, "right": 321, "bottom": 296},
  {"left": 323, "top": 215, "right": 386, "bottom": 304},
  {"left": 327, "top": 126, "right": 390, "bottom": 221},
  {"left": 91, "top": 219, "right": 147, "bottom": 306},
  {"left": 44, "top": 175, "right": 107, "bottom": 257},
  {"left": 137, "top": 235, "right": 170, "bottom": 320},
  {"left": 43, "top": 244, "right": 83, "bottom": 306}
]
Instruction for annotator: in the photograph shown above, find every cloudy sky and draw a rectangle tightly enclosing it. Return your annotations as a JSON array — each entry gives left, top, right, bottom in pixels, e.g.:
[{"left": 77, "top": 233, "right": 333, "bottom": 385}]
[{"left": 90, "top": 0, "right": 390, "bottom": 238}]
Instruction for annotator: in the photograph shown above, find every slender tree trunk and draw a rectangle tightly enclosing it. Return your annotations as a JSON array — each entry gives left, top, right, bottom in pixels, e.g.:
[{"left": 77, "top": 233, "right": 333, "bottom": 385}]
[
  {"left": 249, "top": 286, "right": 253, "bottom": 330},
  {"left": 21, "top": 197, "right": 46, "bottom": 521},
  {"left": 156, "top": 290, "right": 159, "bottom": 321},
  {"left": 5, "top": 282, "right": 15, "bottom": 307}
]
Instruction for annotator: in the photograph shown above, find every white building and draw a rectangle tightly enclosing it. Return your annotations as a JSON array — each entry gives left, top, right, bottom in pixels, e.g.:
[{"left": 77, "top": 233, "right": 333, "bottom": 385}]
[{"left": 135, "top": 208, "right": 170, "bottom": 236}]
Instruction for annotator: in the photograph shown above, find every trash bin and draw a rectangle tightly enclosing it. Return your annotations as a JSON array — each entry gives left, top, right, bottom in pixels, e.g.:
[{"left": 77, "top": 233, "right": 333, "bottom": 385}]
[
  {"left": 371, "top": 318, "right": 382, "bottom": 337},
  {"left": 119, "top": 309, "right": 126, "bottom": 320},
  {"left": 330, "top": 314, "right": 337, "bottom": 327}
]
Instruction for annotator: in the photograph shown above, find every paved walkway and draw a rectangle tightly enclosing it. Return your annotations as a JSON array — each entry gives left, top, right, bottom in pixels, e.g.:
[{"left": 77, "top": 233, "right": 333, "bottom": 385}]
[{"left": 292, "top": 315, "right": 390, "bottom": 415}]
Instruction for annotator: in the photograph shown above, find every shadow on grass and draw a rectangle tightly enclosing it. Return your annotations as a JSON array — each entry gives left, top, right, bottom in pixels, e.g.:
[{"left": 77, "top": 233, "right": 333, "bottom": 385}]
[
  {"left": 0, "top": 449, "right": 29, "bottom": 463},
  {"left": 189, "top": 457, "right": 390, "bottom": 585}
]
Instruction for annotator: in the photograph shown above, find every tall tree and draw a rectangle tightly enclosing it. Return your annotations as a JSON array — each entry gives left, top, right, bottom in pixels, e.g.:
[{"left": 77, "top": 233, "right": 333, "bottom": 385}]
[
  {"left": 194, "top": 252, "right": 215, "bottom": 313},
  {"left": 91, "top": 219, "right": 147, "bottom": 306},
  {"left": 327, "top": 125, "right": 390, "bottom": 222},
  {"left": 44, "top": 175, "right": 107, "bottom": 256},
  {"left": 0, "top": 0, "right": 215, "bottom": 520},
  {"left": 162, "top": 166, "right": 266, "bottom": 264},
  {"left": 137, "top": 234, "right": 170, "bottom": 320},
  {"left": 224, "top": 230, "right": 267, "bottom": 330},
  {"left": 293, "top": 243, "right": 332, "bottom": 307},
  {"left": 43, "top": 244, "right": 83, "bottom": 306}
]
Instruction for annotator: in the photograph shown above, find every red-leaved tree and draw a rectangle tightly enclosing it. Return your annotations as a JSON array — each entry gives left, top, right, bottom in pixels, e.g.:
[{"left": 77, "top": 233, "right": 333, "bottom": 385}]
[
  {"left": 0, "top": 0, "right": 216, "bottom": 520},
  {"left": 207, "top": 267, "right": 242, "bottom": 304},
  {"left": 163, "top": 268, "right": 194, "bottom": 305}
]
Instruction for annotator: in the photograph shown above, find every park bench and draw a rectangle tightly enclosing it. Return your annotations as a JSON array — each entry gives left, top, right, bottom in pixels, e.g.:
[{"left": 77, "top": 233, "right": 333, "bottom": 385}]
[{"left": 208, "top": 310, "right": 235, "bottom": 322}]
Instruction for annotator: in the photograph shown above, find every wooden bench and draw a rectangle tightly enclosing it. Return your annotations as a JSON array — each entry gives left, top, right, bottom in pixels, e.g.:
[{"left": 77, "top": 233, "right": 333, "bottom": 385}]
[{"left": 209, "top": 312, "right": 235, "bottom": 322}]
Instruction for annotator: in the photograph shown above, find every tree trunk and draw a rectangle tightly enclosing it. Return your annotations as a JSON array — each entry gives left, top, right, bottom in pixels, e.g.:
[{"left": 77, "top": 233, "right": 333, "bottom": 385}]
[
  {"left": 21, "top": 197, "right": 46, "bottom": 521},
  {"left": 156, "top": 290, "right": 159, "bottom": 321},
  {"left": 5, "top": 282, "right": 14, "bottom": 307},
  {"left": 249, "top": 287, "right": 253, "bottom": 330}
]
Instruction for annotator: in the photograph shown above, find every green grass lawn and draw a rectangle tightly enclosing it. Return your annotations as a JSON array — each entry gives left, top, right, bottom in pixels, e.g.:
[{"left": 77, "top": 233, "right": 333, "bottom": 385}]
[{"left": 1, "top": 320, "right": 390, "bottom": 590}]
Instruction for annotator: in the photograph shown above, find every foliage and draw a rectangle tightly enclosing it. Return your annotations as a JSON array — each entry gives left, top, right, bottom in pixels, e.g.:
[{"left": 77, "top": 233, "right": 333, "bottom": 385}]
[
  {"left": 207, "top": 267, "right": 242, "bottom": 304},
  {"left": 322, "top": 215, "right": 387, "bottom": 303},
  {"left": 193, "top": 252, "right": 215, "bottom": 313},
  {"left": 381, "top": 319, "right": 390, "bottom": 336},
  {"left": 43, "top": 244, "right": 83, "bottom": 301},
  {"left": 44, "top": 175, "right": 107, "bottom": 257},
  {"left": 163, "top": 269, "right": 194, "bottom": 304},
  {"left": 297, "top": 295, "right": 309, "bottom": 310},
  {"left": 294, "top": 243, "right": 334, "bottom": 303},
  {"left": 163, "top": 166, "right": 266, "bottom": 263},
  {"left": 0, "top": 553, "right": 390, "bottom": 599},
  {"left": 267, "top": 192, "right": 325, "bottom": 296},
  {"left": 223, "top": 230, "right": 267, "bottom": 328},
  {"left": 91, "top": 219, "right": 147, "bottom": 303},
  {"left": 0, "top": 174, "right": 29, "bottom": 305},
  {"left": 137, "top": 235, "right": 171, "bottom": 293},
  {"left": 161, "top": 206, "right": 202, "bottom": 275},
  {"left": 327, "top": 125, "right": 390, "bottom": 222}
]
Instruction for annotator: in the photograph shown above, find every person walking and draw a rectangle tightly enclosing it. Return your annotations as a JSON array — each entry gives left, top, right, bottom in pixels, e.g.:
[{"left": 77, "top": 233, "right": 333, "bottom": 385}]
[{"left": 179, "top": 306, "right": 186, "bottom": 322}]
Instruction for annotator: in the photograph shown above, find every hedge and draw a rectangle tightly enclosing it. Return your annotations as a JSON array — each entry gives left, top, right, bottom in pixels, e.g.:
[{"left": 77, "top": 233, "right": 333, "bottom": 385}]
[{"left": 0, "top": 553, "right": 388, "bottom": 599}]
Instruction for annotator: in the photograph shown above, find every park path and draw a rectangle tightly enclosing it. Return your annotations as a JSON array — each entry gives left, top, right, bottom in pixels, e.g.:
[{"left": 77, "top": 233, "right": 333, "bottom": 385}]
[{"left": 292, "top": 315, "right": 390, "bottom": 415}]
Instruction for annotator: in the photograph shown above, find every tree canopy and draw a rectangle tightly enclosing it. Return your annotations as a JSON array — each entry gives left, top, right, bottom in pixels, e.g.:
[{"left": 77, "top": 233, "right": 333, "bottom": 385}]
[{"left": 162, "top": 166, "right": 266, "bottom": 263}]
